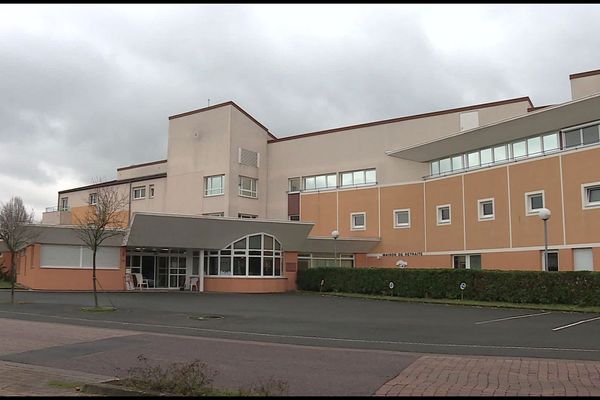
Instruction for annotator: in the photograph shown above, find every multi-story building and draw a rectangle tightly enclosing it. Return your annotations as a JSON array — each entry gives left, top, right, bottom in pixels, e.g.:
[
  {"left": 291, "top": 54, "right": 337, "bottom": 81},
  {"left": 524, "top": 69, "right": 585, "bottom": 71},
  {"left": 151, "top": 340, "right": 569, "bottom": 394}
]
[{"left": 12, "top": 68, "right": 600, "bottom": 292}]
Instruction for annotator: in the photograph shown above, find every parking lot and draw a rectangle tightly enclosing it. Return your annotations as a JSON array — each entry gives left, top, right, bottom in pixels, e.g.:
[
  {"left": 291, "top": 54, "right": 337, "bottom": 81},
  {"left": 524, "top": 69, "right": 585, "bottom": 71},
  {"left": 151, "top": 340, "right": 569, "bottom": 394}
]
[{"left": 1, "top": 290, "right": 600, "bottom": 396}]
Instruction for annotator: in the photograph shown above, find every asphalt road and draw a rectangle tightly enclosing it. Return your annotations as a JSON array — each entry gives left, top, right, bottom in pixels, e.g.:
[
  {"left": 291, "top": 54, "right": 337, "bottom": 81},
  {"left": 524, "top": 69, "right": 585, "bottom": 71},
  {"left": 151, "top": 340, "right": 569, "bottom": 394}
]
[{"left": 0, "top": 290, "right": 599, "bottom": 361}]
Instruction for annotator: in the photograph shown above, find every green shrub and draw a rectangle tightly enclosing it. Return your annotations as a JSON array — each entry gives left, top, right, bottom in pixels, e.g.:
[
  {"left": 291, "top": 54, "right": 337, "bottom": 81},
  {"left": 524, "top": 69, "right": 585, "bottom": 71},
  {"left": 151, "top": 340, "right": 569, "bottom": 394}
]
[{"left": 297, "top": 267, "right": 600, "bottom": 306}]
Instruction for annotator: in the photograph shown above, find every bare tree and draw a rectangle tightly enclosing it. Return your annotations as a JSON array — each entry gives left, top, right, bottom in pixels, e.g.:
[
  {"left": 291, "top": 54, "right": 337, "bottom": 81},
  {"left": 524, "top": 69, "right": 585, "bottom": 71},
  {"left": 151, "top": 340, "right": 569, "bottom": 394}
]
[
  {"left": 0, "top": 197, "right": 35, "bottom": 304},
  {"left": 74, "top": 181, "right": 129, "bottom": 308}
]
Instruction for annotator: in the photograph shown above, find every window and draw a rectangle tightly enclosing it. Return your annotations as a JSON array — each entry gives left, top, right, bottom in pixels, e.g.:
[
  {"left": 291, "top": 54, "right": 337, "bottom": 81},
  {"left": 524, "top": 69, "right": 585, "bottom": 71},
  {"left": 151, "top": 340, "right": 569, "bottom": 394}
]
[
  {"left": 542, "top": 250, "right": 559, "bottom": 272},
  {"left": 60, "top": 197, "right": 69, "bottom": 211},
  {"left": 512, "top": 140, "right": 527, "bottom": 159},
  {"left": 205, "top": 175, "right": 224, "bottom": 196},
  {"left": 583, "top": 126, "right": 599, "bottom": 145},
  {"left": 564, "top": 129, "right": 581, "bottom": 148},
  {"left": 393, "top": 209, "right": 410, "bottom": 228},
  {"left": 351, "top": 212, "right": 366, "bottom": 230},
  {"left": 203, "top": 212, "right": 224, "bottom": 217},
  {"left": 467, "top": 151, "right": 480, "bottom": 168},
  {"left": 238, "top": 213, "right": 257, "bottom": 219},
  {"left": 288, "top": 177, "right": 301, "bottom": 192},
  {"left": 494, "top": 145, "right": 508, "bottom": 162},
  {"left": 478, "top": 198, "right": 494, "bottom": 221},
  {"left": 298, "top": 253, "right": 354, "bottom": 268},
  {"left": 288, "top": 215, "right": 300, "bottom": 221},
  {"left": 133, "top": 186, "right": 146, "bottom": 200},
  {"left": 439, "top": 158, "right": 452, "bottom": 174},
  {"left": 437, "top": 205, "right": 451, "bottom": 225},
  {"left": 203, "top": 233, "right": 283, "bottom": 277},
  {"left": 582, "top": 183, "right": 600, "bottom": 209},
  {"left": 452, "top": 155, "right": 463, "bottom": 171},
  {"left": 525, "top": 191, "right": 545, "bottom": 215},
  {"left": 149, "top": 184, "right": 155, "bottom": 199},
  {"left": 543, "top": 133, "right": 559, "bottom": 152},
  {"left": 89, "top": 193, "right": 97, "bottom": 205},
  {"left": 564, "top": 124, "right": 600, "bottom": 149},
  {"left": 480, "top": 148, "right": 493, "bottom": 166},
  {"left": 431, "top": 161, "right": 440, "bottom": 176},
  {"left": 239, "top": 176, "right": 257, "bottom": 198},
  {"left": 340, "top": 169, "right": 376, "bottom": 187},
  {"left": 453, "top": 254, "right": 481, "bottom": 270},
  {"left": 303, "top": 173, "right": 336, "bottom": 191},
  {"left": 527, "top": 136, "right": 542, "bottom": 156}
]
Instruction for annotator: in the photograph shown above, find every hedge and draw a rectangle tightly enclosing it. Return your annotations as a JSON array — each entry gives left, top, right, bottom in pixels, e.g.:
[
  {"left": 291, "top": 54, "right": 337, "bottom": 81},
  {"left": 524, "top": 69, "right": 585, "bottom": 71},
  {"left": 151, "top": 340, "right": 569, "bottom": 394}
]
[{"left": 296, "top": 267, "right": 600, "bottom": 306}]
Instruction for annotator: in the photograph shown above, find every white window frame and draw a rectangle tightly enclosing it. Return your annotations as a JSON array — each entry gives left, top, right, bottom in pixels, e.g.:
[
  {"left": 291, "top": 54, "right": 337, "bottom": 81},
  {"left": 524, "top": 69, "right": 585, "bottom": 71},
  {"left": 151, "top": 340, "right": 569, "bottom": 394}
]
[
  {"left": 340, "top": 168, "right": 377, "bottom": 187},
  {"left": 525, "top": 190, "right": 545, "bottom": 215},
  {"left": 393, "top": 209, "right": 411, "bottom": 229},
  {"left": 149, "top": 184, "right": 155, "bottom": 199},
  {"left": 239, "top": 176, "right": 258, "bottom": 198},
  {"left": 478, "top": 198, "right": 495, "bottom": 221},
  {"left": 132, "top": 186, "right": 146, "bottom": 200},
  {"left": 205, "top": 175, "right": 225, "bottom": 197},
  {"left": 350, "top": 212, "right": 366, "bottom": 231},
  {"left": 303, "top": 173, "right": 337, "bottom": 191},
  {"left": 541, "top": 250, "right": 559, "bottom": 272},
  {"left": 581, "top": 182, "right": 600, "bottom": 209},
  {"left": 436, "top": 204, "right": 451, "bottom": 225},
  {"left": 60, "top": 197, "right": 69, "bottom": 211},
  {"left": 89, "top": 193, "right": 97, "bottom": 206}
]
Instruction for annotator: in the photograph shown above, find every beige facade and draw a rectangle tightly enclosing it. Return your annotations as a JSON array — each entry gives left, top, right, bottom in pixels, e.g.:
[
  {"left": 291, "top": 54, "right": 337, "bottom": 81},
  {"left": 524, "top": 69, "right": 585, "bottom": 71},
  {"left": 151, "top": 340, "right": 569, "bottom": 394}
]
[{"left": 39, "top": 68, "right": 600, "bottom": 276}]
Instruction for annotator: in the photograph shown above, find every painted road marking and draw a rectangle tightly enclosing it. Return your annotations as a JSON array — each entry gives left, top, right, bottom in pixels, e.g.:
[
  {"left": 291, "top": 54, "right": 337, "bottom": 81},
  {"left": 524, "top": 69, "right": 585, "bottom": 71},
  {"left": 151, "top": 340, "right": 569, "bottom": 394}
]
[
  {"left": 475, "top": 311, "right": 552, "bottom": 325},
  {"left": 1, "top": 310, "right": 600, "bottom": 355},
  {"left": 552, "top": 316, "right": 600, "bottom": 331}
]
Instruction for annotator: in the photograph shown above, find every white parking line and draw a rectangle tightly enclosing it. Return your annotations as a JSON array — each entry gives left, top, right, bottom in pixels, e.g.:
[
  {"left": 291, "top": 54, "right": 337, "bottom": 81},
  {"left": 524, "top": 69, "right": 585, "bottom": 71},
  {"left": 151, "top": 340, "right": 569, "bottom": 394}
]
[
  {"left": 475, "top": 311, "right": 552, "bottom": 325},
  {"left": 552, "top": 316, "right": 600, "bottom": 331}
]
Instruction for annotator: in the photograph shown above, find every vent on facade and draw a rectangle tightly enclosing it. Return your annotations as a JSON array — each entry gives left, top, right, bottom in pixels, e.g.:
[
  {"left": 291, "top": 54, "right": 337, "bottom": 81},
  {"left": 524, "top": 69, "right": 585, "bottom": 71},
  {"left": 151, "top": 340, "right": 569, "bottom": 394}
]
[{"left": 239, "top": 148, "right": 259, "bottom": 167}]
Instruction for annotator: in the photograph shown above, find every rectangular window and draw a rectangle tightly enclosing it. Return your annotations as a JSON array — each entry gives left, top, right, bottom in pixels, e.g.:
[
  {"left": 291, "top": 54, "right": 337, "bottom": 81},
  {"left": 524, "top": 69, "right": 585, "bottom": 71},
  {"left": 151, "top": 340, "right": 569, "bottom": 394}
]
[
  {"left": 493, "top": 145, "right": 507, "bottom": 162},
  {"left": 582, "top": 183, "right": 600, "bottom": 208},
  {"left": 89, "top": 193, "right": 97, "bottom": 205},
  {"left": 238, "top": 213, "right": 257, "bottom": 219},
  {"left": 60, "top": 197, "right": 69, "bottom": 211},
  {"left": 340, "top": 169, "right": 376, "bottom": 187},
  {"left": 583, "top": 125, "right": 599, "bottom": 145},
  {"left": 451, "top": 155, "right": 463, "bottom": 171},
  {"left": 478, "top": 198, "right": 494, "bottom": 221},
  {"left": 288, "top": 215, "right": 300, "bottom": 221},
  {"left": 393, "top": 209, "right": 410, "bottom": 228},
  {"left": 527, "top": 136, "right": 542, "bottom": 156},
  {"left": 205, "top": 175, "right": 224, "bottom": 196},
  {"left": 564, "top": 129, "right": 581, "bottom": 148},
  {"left": 453, "top": 254, "right": 481, "bottom": 270},
  {"left": 203, "top": 212, "right": 224, "bottom": 217},
  {"left": 543, "top": 133, "right": 559, "bottom": 152},
  {"left": 133, "top": 186, "right": 146, "bottom": 200},
  {"left": 149, "top": 184, "right": 155, "bottom": 198},
  {"left": 467, "top": 151, "right": 480, "bottom": 168},
  {"left": 437, "top": 205, "right": 451, "bottom": 225},
  {"left": 439, "top": 158, "right": 452, "bottom": 173},
  {"left": 288, "top": 177, "right": 301, "bottom": 192},
  {"left": 480, "top": 148, "right": 493, "bottom": 165},
  {"left": 239, "top": 176, "right": 258, "bottom": 198},
  {"left": 431, "top": 161, "right": 440, "bottom": 176},
  {"left": 512, "top": 140, "right": 527, "bottom": 159},
  {"left": 351, "top": 212, "right": 366, "bottom": 230},
  {"left": 303, "top": 173, "right": 336, "bottom": 190},
  {"left": 525, "top": 191, "right": 545, "bottom": 215}
]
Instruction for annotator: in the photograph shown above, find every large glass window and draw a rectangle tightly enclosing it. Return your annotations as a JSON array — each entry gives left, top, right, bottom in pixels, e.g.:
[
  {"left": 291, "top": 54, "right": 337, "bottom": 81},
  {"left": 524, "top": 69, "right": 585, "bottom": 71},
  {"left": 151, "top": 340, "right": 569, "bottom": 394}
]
[
  {"left": 205, "top": 175, "right": 224, "bottom": 196},
  {"left": 239, "top": 176, "right": 257, "bottom": 198},
  {"left": 204, "top": 234, "right": 283, "bottom": 277},
  {"left": 298, "top": 253, "right": 354, "bottom": 268},
  {"left": 303, "top": 173, "right": 336, "bottom": 191},
  {"left": 288, "top": 177, "right": 301, "bottom": 192},
  {"left": 439, "top": 158, "right": 452, "bottom": 173},
  {"left": 340, "top": 169, "right": 376, "bottom": 187}
]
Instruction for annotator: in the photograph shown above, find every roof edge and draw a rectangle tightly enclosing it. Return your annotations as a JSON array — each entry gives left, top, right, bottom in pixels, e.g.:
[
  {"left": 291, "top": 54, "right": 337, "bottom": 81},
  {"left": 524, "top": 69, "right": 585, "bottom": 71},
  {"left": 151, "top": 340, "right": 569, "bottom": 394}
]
[
  {"left": 117, "top": 159, "right": 167, "bottom": 172},
  {"left": 267, "top": 96, "right": 533, "bottom": 144},
  {"left": 570, "top": 69, "right": 600, "bottom": 80},
  {"left": 58, "top": 173, "right": 167, "bottom": 195}
]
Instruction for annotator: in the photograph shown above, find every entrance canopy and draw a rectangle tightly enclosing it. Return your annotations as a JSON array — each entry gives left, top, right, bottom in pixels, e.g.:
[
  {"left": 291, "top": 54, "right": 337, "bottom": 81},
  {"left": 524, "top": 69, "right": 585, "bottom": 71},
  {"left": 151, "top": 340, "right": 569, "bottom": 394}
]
[{"left": 125, "top": 212, "right": 314, "bottom": 251}]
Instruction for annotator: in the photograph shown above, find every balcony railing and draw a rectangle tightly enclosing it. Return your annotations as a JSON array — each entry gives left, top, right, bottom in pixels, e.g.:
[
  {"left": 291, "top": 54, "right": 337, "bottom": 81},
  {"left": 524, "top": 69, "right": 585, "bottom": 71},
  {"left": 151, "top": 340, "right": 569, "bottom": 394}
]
[{"left": 44, "top": 206, "right": 70, "bottom": 213}]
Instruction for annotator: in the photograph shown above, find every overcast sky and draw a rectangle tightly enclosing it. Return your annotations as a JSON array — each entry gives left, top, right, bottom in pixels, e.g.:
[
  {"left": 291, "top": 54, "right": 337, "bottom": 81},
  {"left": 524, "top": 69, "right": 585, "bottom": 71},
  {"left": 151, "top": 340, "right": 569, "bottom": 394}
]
[{"left": 2, "top": 4, "right": 600, "bottom": 219}]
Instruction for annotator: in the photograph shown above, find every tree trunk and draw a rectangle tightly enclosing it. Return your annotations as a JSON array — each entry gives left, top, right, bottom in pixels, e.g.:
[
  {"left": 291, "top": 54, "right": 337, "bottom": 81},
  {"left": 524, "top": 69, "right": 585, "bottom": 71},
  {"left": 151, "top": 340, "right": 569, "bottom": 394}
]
[
  {"left": 92, "top": 249, "right": 98, "bottom": 308},
  {"left": 10, "top": 252, "right": 15, "bottom": 305}
]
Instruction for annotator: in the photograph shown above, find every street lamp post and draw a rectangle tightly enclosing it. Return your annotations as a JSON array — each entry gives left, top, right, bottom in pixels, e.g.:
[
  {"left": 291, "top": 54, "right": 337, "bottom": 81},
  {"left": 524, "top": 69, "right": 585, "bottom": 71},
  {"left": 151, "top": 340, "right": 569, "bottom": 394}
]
[
  {"left": 331, "top": 230, "right": 339, "bottom": 267},
  {"left": 538, "top": 208, "right": 552, "bottom": 271}
]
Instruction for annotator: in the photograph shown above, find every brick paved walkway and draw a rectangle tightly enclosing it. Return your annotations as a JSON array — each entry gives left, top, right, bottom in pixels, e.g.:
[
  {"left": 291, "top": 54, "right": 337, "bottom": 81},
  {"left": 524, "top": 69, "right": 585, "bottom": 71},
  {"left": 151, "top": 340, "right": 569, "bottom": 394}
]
[
  {"left": 0, "top": 360, "right": 114, "bottom": 396},
  {"left": 375, "top": 355, "right": 600, "bottom": 396}
]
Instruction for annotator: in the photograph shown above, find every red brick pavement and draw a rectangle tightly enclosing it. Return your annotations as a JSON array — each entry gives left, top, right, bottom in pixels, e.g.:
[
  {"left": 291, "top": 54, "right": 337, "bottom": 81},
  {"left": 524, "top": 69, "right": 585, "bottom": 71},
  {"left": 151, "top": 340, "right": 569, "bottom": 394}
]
[{"left": 375, "top": 355, "right": 600, "bottom": 396}]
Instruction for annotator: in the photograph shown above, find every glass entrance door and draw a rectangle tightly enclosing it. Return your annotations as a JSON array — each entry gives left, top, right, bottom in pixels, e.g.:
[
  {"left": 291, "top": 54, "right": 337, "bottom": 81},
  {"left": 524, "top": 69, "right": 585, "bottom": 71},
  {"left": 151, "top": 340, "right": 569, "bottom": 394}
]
[{"left": 156, "top": 256, "right": 168, "bottom": 288}]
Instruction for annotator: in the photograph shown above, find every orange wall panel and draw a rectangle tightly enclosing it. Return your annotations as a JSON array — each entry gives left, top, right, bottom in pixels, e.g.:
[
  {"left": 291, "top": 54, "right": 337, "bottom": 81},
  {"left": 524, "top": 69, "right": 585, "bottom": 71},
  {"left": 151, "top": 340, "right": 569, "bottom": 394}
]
[
  {"left": 508, "top": 157, "right": 564, "bottom": 247},
  {"left": 300, "top": 191, "right": 337, "bottom": 237},
  {"left": 561, "top": 148, "right": 600, "bottom": 244},
  {"left": 203, "top": 278, "right": 288, "bottom": 293},
  {"left": 463, "top": 168, "right": 511, "bottom": 250},
  {"left": 338, "top": 187, "right": 379, "bottom": 238},
  {"left": 424, "top": 176, "right": 464, "bottom": 252}
]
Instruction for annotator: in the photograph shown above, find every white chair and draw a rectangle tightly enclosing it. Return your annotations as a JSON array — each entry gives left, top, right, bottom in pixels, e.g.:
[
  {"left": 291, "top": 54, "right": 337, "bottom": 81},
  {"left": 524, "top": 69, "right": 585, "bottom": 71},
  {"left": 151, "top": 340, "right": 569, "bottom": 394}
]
[
  {"left": 134, "top": 273, "right": 149, "bottom": 290},
  {"left": 185, "top": 276, "right": 200, "bottom": 291}
]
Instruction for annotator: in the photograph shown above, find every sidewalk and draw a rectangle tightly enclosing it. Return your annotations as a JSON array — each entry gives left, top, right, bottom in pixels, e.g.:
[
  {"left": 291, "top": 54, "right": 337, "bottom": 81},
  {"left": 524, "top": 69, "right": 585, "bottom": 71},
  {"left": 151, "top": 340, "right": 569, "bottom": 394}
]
[
  {"left": 0, "top": 360, "right": 114, "bottom": 396},
  {"left": 375, "top": 354, "right": 600, "bottom": 396}
]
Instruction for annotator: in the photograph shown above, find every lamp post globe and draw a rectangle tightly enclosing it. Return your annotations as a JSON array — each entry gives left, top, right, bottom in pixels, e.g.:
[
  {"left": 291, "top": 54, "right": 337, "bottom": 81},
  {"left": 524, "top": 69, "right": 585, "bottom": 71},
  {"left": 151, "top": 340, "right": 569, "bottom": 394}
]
[
  {"left": 538, "top": 208, "right": 551, "bottom": 221},
  {"left": 331, "top": 230, "right": 339, "bottom": 267}
]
